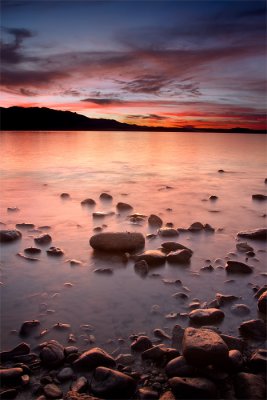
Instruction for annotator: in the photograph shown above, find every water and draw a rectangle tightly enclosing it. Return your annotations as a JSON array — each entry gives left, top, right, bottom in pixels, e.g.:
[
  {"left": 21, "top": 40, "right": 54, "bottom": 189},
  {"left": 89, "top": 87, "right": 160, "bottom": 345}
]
[{"left": 0, "top": 131, "right": 266, "bottom": 352}]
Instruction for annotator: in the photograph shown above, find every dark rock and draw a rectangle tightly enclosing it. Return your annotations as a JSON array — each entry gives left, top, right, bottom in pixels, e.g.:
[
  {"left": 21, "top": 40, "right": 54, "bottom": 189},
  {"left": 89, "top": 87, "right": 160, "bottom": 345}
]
[
  {"left": 71, "top": 376, "right": 88, "bottom": 392},
  {"left": 57, "top": 367, "right": 74, "bottom": 381},
  {"left": 16, "top": 223, "right": 35, "bottom": 229},
  {"left": 0, "top": 230, "right": 22, "bottom": 243},
  {"left": 258, "top": 291, "right": 267, "bottom": 314},
  {"left": 19, "top": 320, "right": 40, "bottom": 337},
  {"left": 171, "top": 325, "right": 184, "bottom": 352},
  {"left": 227, "top": 349, "right": 244, "bottom": 371},
  {"left": 159, "top": 391, "right": 176, "bottom": 400},
  {"left": 172, "top": 292, "right": 189, "bottom": 300},
  {"left": 60, "top": 192, "right": 70, "bottom": 198},
  {"left": 24, "top": 247, "right": 41, "bottom": 255},
  {"left": 220, "top": 334, "right": 245, "bottom": 352},
  {"left": 43, "top": 383, "right": 63, "bottom": 399},
  {"left": 92, "top": 211, "right": 113, "bottom": 218},
  {"left": 165, "top": 355, "right": 196, "bottom": 377},
  {"left": 148, "top": 214, "right": 163, "bottom": 227},
  {"left": 81, "top": 198, "right": 96, "bottom": 206},
  {"left": 153, "top": 328, "right": 171, "bottom": 340},
  {"left": 0, "top": 368, "right": 23, "bottom": 384},
  {"left": 169, "top": 376, "right": 217, "bottom": 399},
  {"left": 182, "top": 327, "right": 229, "bottom": 367},
  {"left": 209, "top": 195, "right": 218, "bottom": 201},
  {"left": 7, "top": 207, "right": 19, "bottom": 212},
  {"left": 161, "top": 242, "right": 189, "bottom": 252},
  {"left": 65, "top": 392, "right": 100, "bottom": 400},
  {"left": 218, "top": 169, "right": 225, "bottom": 173},
  {"left": 239, "top": 319, "right": 267, "bottom": 339},
  {"left": 158, "top": 227, "right": 179, "bottom": 237},
  {"left": 234, "top": 372, "right": 266, "bottom": 399},
  {"left": 46, "top": 246, "right": 64, "bottom": 256},
  {"left": 73, "top": 347, "right": 115, "bottom": 370},
  {"left": 188, "top": 222, "right": 204, "bottom": 232},
  {"left": 138, "top": 388, "right": 159, "bottom": 399},
  {"left": 141, "top": 345, "right": 167, "bottom": 361},
  {"left": 90, "top": 232, "right": 145, "bottom": 252},
  {"left": 204, "top": 224, "right": 215, "bottom": 232},
  {"left": 249, "top": 349, "right": 267, "bottom": 373},
  {"left": 189, "top": 308, "right": 224, "bottom": 325},
  {"left": 134, "top": 260, "right": 149, "bottom": 276},
  {"left": 135, "top": 250, "right": 166, "bottom": 266},
  {"left": 93, "top": 268, "right": 113, "bottom": 274},
  {"left": 0, "top": 389, "right": 18, "bottom": 399},
  {"left": 252, "top": 194, "right": 267, "bottom": 200},
  {"left": 167, "top": 249, "right": 193, "bottom": 264},
  {"left": 0, "top": 343, "right": 30, "bottom": 362},
  {"left": 116, "top": 202, "right": 133, "bottom": 212},
  {"left": 201, "top": 265, "right": 214, "bottom": 272},
  {"left": 237, "top": 228, "right": 267, "bottom": 241},
  {"left": 216, "top": 293, "right": 239, "bottom": 305},
  {"left": 91, "top": 366, "right": 137, "bottom": 398},
  {"left": 39, "top": 340, "right": 65, "bottom": 367},
  {"left": 100, "top": 193, "right": 112, "bottom": 201},
  {"left": 225, "top": 260, "right": 253, "bottom": 274},
  {"left": 231, "top": 304, "right": 250, "bottom": 316},
  {"left": 131, "top": 336, "right": 152, "bottom": 352},
  {"left": 236, "top": 242, "right": 254, "bottom": 252},
  {"left": 254, "top": 285, "right": 267, "bottom": 299},
  {"left": 34, "top": 234, "right": 52, "bottom": 245}
]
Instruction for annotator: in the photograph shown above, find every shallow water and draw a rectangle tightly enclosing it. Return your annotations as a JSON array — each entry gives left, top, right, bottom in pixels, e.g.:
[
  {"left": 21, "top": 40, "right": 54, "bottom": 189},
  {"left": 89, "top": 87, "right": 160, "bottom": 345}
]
[{"left": 0, "top": 131, "right": 266, "bottom": 352}]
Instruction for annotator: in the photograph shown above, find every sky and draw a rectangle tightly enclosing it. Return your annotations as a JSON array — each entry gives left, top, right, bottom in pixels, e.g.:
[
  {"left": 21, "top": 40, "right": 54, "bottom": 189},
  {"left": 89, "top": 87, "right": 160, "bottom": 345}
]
[{"left": 0, "top": 0, "right": 266, "bottom": 130}]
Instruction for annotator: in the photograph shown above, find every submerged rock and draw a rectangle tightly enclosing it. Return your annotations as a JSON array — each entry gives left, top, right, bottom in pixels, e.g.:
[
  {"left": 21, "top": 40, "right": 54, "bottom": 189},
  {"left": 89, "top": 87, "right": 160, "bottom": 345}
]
[
  {"left": 16, "top": 223, "right": 35, "bottom": 229},
  {"left": 19, "top": 320, "right": 40, "bottom": 336},
  {"left": 90, "top": 232, "right": 145, "bottom": 252},
  {"left": 34, "top": 233, "right": 52, "bottom": 245},
  {"left": 60, "top": 193, "right": 70, "bottom": 199},
  {"left": 252, "top": 194, "right": 267, "bottom": 200},
  {"left": 0, "top": 343, "right": 30, "bottom": 362},
  {"left": 161, "top": 242, "right": 189, "bottom": 252},
  {"left": 225, "top": 260, "right": 253, "bottom": 274},
  {"left": 135, "top": 250, "right": 166, "bottom": 266},
  {"left": 158, "top": 227, "right": 179, "bottom": 237},
  {"left": 100, "top": 193, "right": 113, "bottom": 201},
  {"left": 73, "top": 347, "right": 116, "bottom": 370},
  {"left": 167, "top": 249, "right": 193, "bottom": 264},
  {"left": 0, "top": 229, "right": 22, "bottom": 243},
  {"left": 116, "top": 202, "right": 133, "bottom": 212},
  {"left": 24, "top": 247, "right": 41, "bottom": 254},
  {"left": 46, "top": 246, "right": 64, "bottom": 256},
  {"left": 188, "top": 222, "right": 204, "bottom": 232},
  {"left": 134, "top": 260, "right": 149, "bottom": 276},
  {"left": 237, "top": 228, "right": 267, "bottom": 241},
  {"left": 236, "top": 242, "right": 254, "bottom": 252},
  {"left": 81, "top": 198, "right": 96, "bottom": 206},
  {"left": 239, "top": 319, "right": 267, "bottom": 339},
  {"left": 189, "top": 308, "right": 225, "bottom": 325},
  {"left": 148, "top": 214, "right": 163, "bottom": 227}
]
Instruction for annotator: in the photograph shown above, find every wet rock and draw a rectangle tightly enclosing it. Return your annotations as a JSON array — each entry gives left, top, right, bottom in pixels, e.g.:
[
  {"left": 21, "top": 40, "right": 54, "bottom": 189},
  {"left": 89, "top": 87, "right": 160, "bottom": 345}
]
[
  {"left": 220, "top": 334, "right": 245, "bottom": 352},
  {"left": 141, "top": 345, "right": 167, "bottom": 361},
  {"left": 24, "top": 247, "right": 41, "bottom": 255},
  {"left": 249, "top": 349, "right": 267, "bottom": 373},
  {"left": 148, "top": 214, "right": 163, "bottom": 227},
  {"left": 216, "top": 293, "right": 239, "bottom": 306},
  {"left": 182, "top": 327, "right": 229, "bottom": 367},
  {"left": 189, "top": 308, "right": 224, "bottom": 325},
  {"left": 254, "top": 285, "right": 267, "bottom": 299},
  {"left": 93, "top": 268, "right": 113, "bottom": 274},
  {"left": 7, "top": 207, "right": 20, "bottom": 212},
  {"left": 154, "top": 328, "right": 171, "bottom": 340},
  {"left": 16, "top": 223, "right": 35, "bottom": 230},
  {"left": 159, "top": 391, "right": 176, "bottom": 400},
  {"left": 46, "top": 246, "right": 64, "bottom": 256},
  {"left": 225, "top": 260, "right": 253, "bottom": 273},
  {"left": 161, "top": 242, "right": 189, "bottom": 252},
  {"left": 204, "top": 224, "right": 215, "bottom": 232},
  {"left": 171, "top": 325, "right": 184, "bottom": 352},
  {"left": 218, "top": 169, "right": 225, "bottom": 173},
  {"left": 227, "top": 349, "right": 244, "bottom": 372},
  {"left": 167, "top": 249, "right": 193, "bottom": 264},
  {"left": 252, "top": 194, "right": 267, "bottom": 200},
  {"left": 237, "top": 228, "right": 267, "bottom": 241},
  {"left": 65, "top": 392, "right": 100, "bottom": 400},
  {"left": 209, "top": 195, "right": 218, "bottom": 201},
  {"left": 69, "top": 259, "right": 83, "bottom": 266},
  {"left": 19, "top": 320, "right": 40, "bottom": 337},
  {"left": 231, "top": 304, "right": 250, "bottom": 316},
  {"left": 138, "top": 388, "right": 159, "bottom": 399},
  {"left": 172, "top": 292, "right": 189, "bottom": 300},
  {"left": 165, "top": 355, "right": 196, "bottom": 377},
  {"left": 236, "top": 242, "right": 254, "bottom": 252},
  {"left": 134, "top": 260, "right": 149, "bottom": 276},
  {"left": 239, "top": 319, "right": 267, "bottom": 339},
  {"left": 57, "top": 367, "right": 74, "bottom": 381},
  {"left": 73, "top": 347, "right": 115, "bottom": 370},
  {"left": 0, "top": 368, "right": 23, "bottom": 384},
  {"left": 135, "top": 250, "right": 166, "bottom": 266},
  {"left": 34, "top": 234, "right": 52, "bottom": 245},
  {"left": 0, "top": 342, "right": 30, "bottom": 362},
  {"left": 81, "top": 198, "right": 96, "bottom": 206},
  {"left": 169, "top": 376, "right": 217, "bottom": 399},
  {"left": 39, "top": 340, "right": 65, "bottom": 367},
  {"left": 0, "top": 229, "right": 22, "bottom": 243},
  {"left": 158, "top": 227, "right": 179, "bottom": 237},
  {"left": 53, "top": 322, "right": 71, "bottom": 330},
  {"left": 91, "top": 366, "right": 137, "bottom": 399},
  {"left": 201, "top": 265, "right": 214, "bottom": 272},
  {"left": 43, "top": 383, "right": 63, "bottom": 399},
  {"left": 100, "top": 193, "right": 113, "bottom": 201},
  {"left": 116, "top": 202, "right": 133, "bottom": 212},
  {"left": 234, "top": 372, "right": 266, "bottom": 399},
  {"left": 0, "top": 388, "right": 18, "bottom": 398},
  {"left": 71, "top": 376, "right": 88, "bottom": 393},
  {"left": 92, "top": 211, "right": 113, "bottom": 218},
  {"left": 258, "top": 290, "right": 267, "bottom": 314},
  {"left": 188, "top": 222, "right": 204, "bottom": 232},
  {"left": 116, "top": 354, "right": 135, "bottom": 366},
  {"left": 60, "top": 192, "right": 70, "bottom": 198},
  {"left": 131, "top": 336, "right": 152, "bottom": 352},
  {"left": 90, "top": 232, "right": 145, "bottom": 252}
]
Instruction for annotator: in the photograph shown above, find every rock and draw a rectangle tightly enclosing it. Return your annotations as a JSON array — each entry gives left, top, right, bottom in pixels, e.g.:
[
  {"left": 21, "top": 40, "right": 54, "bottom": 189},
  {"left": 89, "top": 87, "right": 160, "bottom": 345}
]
[
  {"left": 204, "top": 224, "right": 215, "bottom": 232},
  {"left": 239, "top": 319, "right": 267, "bottom": 339},
  {"left": 189, "top": 308, "right": 224, "bottom": 325},
  {"left": 116, "top": 202, "right": 133, "bottom": 212},
  {"left": 116, "top": 353, "right": 135, "bottom": 366},
  {"left": 236, "top": 242, "right": 254, "bottom": 252},
  {"left": 141, "top": 345, "right": 167, "bottom": 361},
  {"left": 138, "top": 388, "right": 159, "bottom": 399},
  {"left": 81, "top": 198, "right": 96, "bottom": 206},
  {"left": 24, "top": 247, "right": 41, "bottom": 255},
  {"left": 216, "top": 293, "right": 239, "bottom": 305},
  {"left": 249, "top": 349, "right": 267, "bottom": 373},
  {"left": 159, "top": 391, "right": 176, "bottom": 400},
  {"left": 225, "top": 260, "right": 253, "bottom": 273},
  {"left": 90, "top": 232, "right": 145, "bottom": 252},
  {"left": 43, "top": 383, "right": 63, "bottom": 399},
  {"left": 172, "top": 292, "right": 189, "bottom": 300},
  {"left": 100, "top": 193, "right": 113, "bottom": 201},
  {"left": 227, "top": 349, "right": 244, "bottom": 371},
  {"left": 92, "top": 211, "right": 113, "bottom": 218},
  {"left": 171, "top": 325, "right": 184, "bottom": 352},
  {"left": 252, "top": 194, "right": 267, "bottom": 200},
  {"left": 234, "top": 372, "right": 266, "bottom": 399},
  {"left": 167, "top": 249, "right": 193, "bottom": 264},
  {"left": 220, "top": 334, "right": 245, "bottom": 352},
  {"left": 158, "top": 227, "right": 179, "bottom": 237},
  {"left": 131, "top": 336, "right": 152, "bottom": 352},
  {"left": 134, "top": 260, "right": 149, "bottom": 276},
  {"left": 0, "top": 343, "right": 30, "bottom": 362},
  {"left": 201, "top": 265, "right": 214, "bottom": 272},
  {"left": 237, "top": 228, "right": 267, "bottom": 241},
  {"left": 69, "top": 259, "right": 83, "bottom": 266},
  {"left": 46, "top": 246, "right": 64, "bottom": 256},
  {"left": 34, "top": 234, "right": 52, "bottom": 245},
  {"left": 73, "top": 347, "right": 115, "bottom": 370},
  {"left": 39, "top": 340, "right": 65, "bottom": 367},
  {"left": 161, "top": 242, "right": 189, "bottom": 252},
  {"left": 169, "top": 376, "right": 217, "bottom": 399},
  {"left": 0, "top": 368, "right": 23, "bottom": 384},
  {"left": 209, "top": 195, "right": 218, "bottom": 201},
  {"left": 52, "top": 322, "right": 71, "bottom": 330},
  {"left": 65, "top": 391, "right": 100, "bottom": 400},
  {"left": 153, "top": 328, "right": 171, "bottom": 340},
  {"left": 0, "top": 229, "right": 22, "bottom": 243},
  {"left": 71, "top": 376, "right": 88, "bottom": 393},
  {"left": 231, "top": 304, "right": 250, "bottom": 316},
  {"left": 19, "top": 320, "right": 40, "bottom": 336},
  {"left": 0, "top": 388, "right": 18, "bottom": 398},
  {"left": 165, "top": 355, "right": 196, "bottom": 377},
  {"left": 16, "top": 223, "right": 35, "bottom": 229},
  {"left": 135, "top": 250, "right": 166, "bottom": 266},
  {"left": 188, "top": 222, "right": 204, "bottom": 232},
  {"left": 7, "top": 206, "right": 20, "bottom": 212},
  {"left": 148, "top": 214, "right": 163, "bottom": 227},
  {"left": 91, "top": 366, "right": 136, "bottom": 398},
  {"left": 258, "top": 291, "right": 267, "bottom": 314},
  {"left": 57, "top": 367, "right": 74, "bottom": 381},
  {"left": 218, "top": 169, "right": 225, "bottom": 173},
  {"left": 93, "top": 268, "right": 113, "bottom": 274},
  {"left": 182, "top": 327, "right": 229, "bottom": 367},
  {"left": 254, "top": 285, "right": 267, "bottom": 299}
]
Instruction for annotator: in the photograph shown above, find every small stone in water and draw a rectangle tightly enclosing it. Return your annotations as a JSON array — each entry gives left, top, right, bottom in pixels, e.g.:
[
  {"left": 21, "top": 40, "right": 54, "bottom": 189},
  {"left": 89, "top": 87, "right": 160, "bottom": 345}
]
[
  {"left": 34, "top": 234, "right": 52, "bottom": 245},
  {"left": 64, "top": 282, "right": 73, "bottom": 287},
  {"left": 47, "top": 246, "right": 64, "bottom": 256},
  {"left": 53, "top": 322, "right": 71, "bottom": 330},
  {"left": 93, "top": 268, "right": 113, "bottom": 274},
  {"left": 60, "top": 193, "right": 70, "bottom": 198},
  {"left": 24, "top": 247, "right": 41, "bottom": 255}
]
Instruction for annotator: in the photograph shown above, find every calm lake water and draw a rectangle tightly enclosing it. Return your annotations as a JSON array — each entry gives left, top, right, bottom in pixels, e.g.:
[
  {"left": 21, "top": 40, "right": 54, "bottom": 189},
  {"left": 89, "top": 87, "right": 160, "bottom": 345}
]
[{"left": 0, "top": 131, "right": 266, "bottom": 352}]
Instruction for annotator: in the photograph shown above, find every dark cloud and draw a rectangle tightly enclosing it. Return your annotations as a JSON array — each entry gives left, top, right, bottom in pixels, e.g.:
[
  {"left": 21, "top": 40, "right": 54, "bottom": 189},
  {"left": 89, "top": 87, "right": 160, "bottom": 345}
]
[
  {"left": 81, "top": 98, "right": 124, "bottom": 105},
  {"left": 0, "top": 27, "right": 35, "bottom": 64},
  {"left": 117, "top": 75, "right": 172, "bottom": 94},
  {"left": 127, "top": 114, "right": 169, "bottom": 120},
  {"left": 1, "top": 68, "right": 69, "bottom": 86},
  {"left": 19, "top": 88, "right": 38, "bottom": 96}
]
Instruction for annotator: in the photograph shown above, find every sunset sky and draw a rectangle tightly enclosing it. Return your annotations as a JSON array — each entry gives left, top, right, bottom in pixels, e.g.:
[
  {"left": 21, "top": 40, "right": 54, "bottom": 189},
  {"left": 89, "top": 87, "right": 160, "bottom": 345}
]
[{"left": 1, "top": 0, "right": 266, "bottom": 130}]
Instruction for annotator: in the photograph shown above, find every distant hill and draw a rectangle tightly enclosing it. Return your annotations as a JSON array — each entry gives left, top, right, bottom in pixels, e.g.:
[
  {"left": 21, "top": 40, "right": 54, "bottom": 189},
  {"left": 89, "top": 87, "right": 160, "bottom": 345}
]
[{"left": 0, "top": 106, "right": 266, "bottom": 133}]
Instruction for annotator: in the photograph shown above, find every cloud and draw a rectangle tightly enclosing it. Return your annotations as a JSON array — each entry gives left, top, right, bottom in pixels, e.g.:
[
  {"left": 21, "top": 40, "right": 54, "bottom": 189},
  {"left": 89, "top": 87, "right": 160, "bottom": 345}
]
[
  {"left": 0, "top": 27, "right": 35, "bottom": 64},
  {"left": 81, "top": 97, "right": 124, "bottom": 105},
  {"left": 1, "top": 68, "right": 69, "bottom": 87},
  {"left": 128, "top": 114, "right": 169, "bottom": 120}
]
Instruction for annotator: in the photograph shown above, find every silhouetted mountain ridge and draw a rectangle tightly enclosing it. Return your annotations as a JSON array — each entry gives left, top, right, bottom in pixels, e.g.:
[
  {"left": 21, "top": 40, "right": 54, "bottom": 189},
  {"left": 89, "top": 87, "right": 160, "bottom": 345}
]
[{"left": 0, "top": 106, "right": 265, "bottom": 133}]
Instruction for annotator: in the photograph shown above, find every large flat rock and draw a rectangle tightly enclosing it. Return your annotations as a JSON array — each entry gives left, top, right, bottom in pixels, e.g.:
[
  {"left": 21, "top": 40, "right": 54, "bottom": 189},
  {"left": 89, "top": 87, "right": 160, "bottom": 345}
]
[{"left": 89, "top": 232, "right": 145, "bottom": 252}]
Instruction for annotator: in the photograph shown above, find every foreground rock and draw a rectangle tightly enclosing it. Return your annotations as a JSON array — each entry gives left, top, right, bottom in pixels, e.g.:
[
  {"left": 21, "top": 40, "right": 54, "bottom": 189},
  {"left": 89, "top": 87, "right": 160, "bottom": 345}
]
[
  {"left": 189, "top": 308, "right": 225, "bottom": 325},
  {"left": 47, "top": 246, "right": 64, "bottom": 256},
  {"left": 249, "top": 349, "right": 267, "bottom": 373},
  {"left": 131, "top": 336, "right": 152, "bottom": 352},
  {"left": 166, "top": 355, "right": 196, "bottom": 377},
  {"left": 0, "top": 342, "right": 30, "bottom": 362},
  {"left": 0, "top": 229, "right": 22, "bottom": 243},
  {"left": 237, "top": 228, "right": 267, "bottom": 241},
  {"left": 39, "top": 340, "right": 65, "bottom": 367},
  {"left": 234, "top": 372, "right": 266, "bottom": 399},
  {"left": 167, "top": 249, "right": 193, "bottom": 264},
  {"left": 239, "top": 319, "right": 267, "bottom": 339},
  {"left": 116, "top": 202, "right": 133, "bottom": 212},
  {"left": 43, "top": 383, "right": 63, "bottom": 399},
  {"left": 169, "top": 377, "right": 217, "bottom": 399},
  {"left": 182, "top": 327, "right": 229, "bottom": 367},
  {"left": 0, "top": 367, "right": 24, "bottom": 384},
  {"left": 19, "top": 320, "right": 40, "bottom": 336},
  {"left": 73, "top": 347, "right": 115, "bottom": 370},
  {"left": 135, "top": 250, "right": 166, "bottom": 266},
  {"left": 258, "top": 291, "right": 267, "bottom": 314},
  {"left": 91, "top": 366, "right": 137, "bottom": 398},
  {"left": 225, "top": 260, "right": 253, "bottom": 274},
  {"left": 90, "top": 232, "right": 145, "bottom": 252}
]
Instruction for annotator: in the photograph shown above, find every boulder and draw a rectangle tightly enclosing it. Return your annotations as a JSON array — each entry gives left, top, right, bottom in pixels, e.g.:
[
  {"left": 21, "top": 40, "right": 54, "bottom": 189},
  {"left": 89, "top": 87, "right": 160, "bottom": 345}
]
[
  {"left": 89, "top": 232, "right": 145, "bottom": 252},
  {"left": 239, "top": 319, "right": 267, "bottom": 339},
  {"left": 165, "top": 355, "right": 196, "bottom": 377},
  {"left": 237, "top": 228, "right": 267, "bottom": 241},
  {"left": 0, "top": 229, "right": 22, "bottom": 243},
  {"left": 135, "top": 250, "right": 166, "bottom": 266},
  {"left": 39, "top": 340, "right": 65, "bottom": 367},
  {"left": 19, "top": 320, "right": 40, "bottom": 336},
  {"left": 148, "top": 214, "right": 163, "bottom": 227},
  {"left": 167, "top": 249, "right": 193, "bottom": 264},
  {"left": 169, "top": 376, "right": 217, "bottom": 399},
  {"left": 91, "top": 366, "right": 137, "bottom": 398},
  {"left": 158, "top": 227, "right": 179, "bottom": 237},
  {"left": 225, "top": 260, "right": 253, "bottom": 274},
  {"left": 0, "top": 342, "right": 30, "bottom": 362},
  {"left": 73, "top": 347, "right": 115, "bottom": 370},
  {"left": 234, "top": 372, "right": 266, "bottom": 399},
  {"left": 258, "top": 291, "right": 267, "bottom": 314},
  {"left": 182, "top": 327, "right": 229, "bottom": 367},
  {"left": 189, "top": 308, "right": 225, "bottom": 325},
  {"left": 0, "top": 368, "right": 24, "bottom": 384}
]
